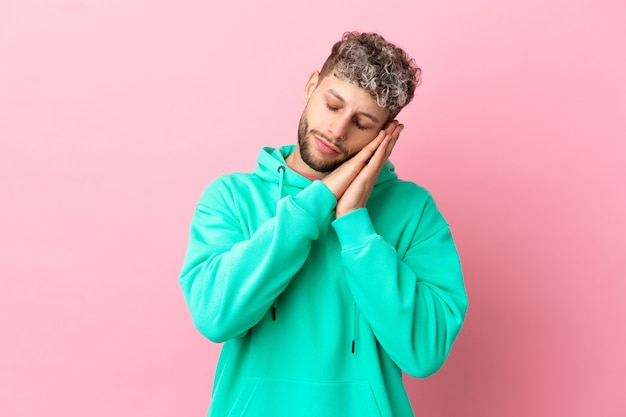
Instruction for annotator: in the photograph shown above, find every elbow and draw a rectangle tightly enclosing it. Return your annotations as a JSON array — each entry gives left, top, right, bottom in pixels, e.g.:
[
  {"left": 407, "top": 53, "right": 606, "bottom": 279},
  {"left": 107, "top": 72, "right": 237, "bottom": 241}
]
[
  {"left": 191, "top": 308, "right": 246, "bottom": 343},
  {"left": 402, "top": 352, "right": 448, "bottom": 379},
  {"left": 404, "top": 312, "right": 467, "bottom": 378},
  {"left": 181, "top": 271, "right": 243, "bottom": 343},
  {"left": 193, "top": 316, "right": 229, "bottom": 343},
  {"left": 190, "top": 300, "right": 248, "bottom": 343}
]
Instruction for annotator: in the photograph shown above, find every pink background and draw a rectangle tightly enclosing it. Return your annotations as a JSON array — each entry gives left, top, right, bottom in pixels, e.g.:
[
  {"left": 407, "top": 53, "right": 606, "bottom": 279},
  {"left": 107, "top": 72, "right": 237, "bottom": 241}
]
[{"left": 1, "top": 0, "right": 624, "bottom": 416}]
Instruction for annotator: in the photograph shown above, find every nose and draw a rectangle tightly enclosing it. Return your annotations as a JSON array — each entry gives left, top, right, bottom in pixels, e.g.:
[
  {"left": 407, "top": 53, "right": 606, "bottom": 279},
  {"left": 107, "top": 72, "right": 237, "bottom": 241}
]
[{"left": 327, "top": 115, "right": 350, "bottom": 141}]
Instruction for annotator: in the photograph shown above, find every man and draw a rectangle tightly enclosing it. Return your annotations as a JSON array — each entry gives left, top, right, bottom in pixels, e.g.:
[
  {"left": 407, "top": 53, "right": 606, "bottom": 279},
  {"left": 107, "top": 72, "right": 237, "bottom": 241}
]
[{"left": 180, "top": 31, "right": 468, "bottom": 417}]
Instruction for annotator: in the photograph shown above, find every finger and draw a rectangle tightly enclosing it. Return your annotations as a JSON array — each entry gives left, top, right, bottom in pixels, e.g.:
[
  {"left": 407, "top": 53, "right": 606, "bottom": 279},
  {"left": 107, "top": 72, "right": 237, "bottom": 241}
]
[
  {"left": 375, "top": 125, "right": 401, "bottom": 162},
  {"left": 350, "top": 129, "right": 387, "bottom": 165},
  {"left": 384, "top": 120, "right": 399, "bottom": 136},
  {"left": 366, "top": 134, "right": 392, "bottom": 169},
  {"left": 386, "top": 124, "right": 403, "bottom": 156},
  {"left": 366, "top": 129, "right": 388, "bottom": 151},
  {"left": 389, "top": 122, "right": 403, "bottom": 139}
]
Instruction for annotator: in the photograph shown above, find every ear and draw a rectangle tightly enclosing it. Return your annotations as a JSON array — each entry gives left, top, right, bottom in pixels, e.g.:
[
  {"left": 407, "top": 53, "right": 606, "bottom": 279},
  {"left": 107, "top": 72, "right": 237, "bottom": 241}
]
[{"left": 302, "top": 70, "right": 320, "bottom": 103}]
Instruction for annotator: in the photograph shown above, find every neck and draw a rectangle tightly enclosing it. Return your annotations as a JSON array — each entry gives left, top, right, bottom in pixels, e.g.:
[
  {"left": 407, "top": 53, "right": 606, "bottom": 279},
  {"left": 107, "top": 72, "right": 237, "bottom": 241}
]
[{"left": 285, "top": 147, "right": 326, "bottom": 181}]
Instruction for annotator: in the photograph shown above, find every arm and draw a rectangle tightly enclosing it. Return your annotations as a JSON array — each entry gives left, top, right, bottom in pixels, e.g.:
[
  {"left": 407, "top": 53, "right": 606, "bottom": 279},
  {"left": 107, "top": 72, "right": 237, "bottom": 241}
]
[
  {"left": 332, "top": 199, "right": 467, "bottom": 377},
  {"left": 179, "top": 177, "right": 336, "bottom": 342},
  {"left": 324, "top": 121, "right": 467, "bottom": 376}
]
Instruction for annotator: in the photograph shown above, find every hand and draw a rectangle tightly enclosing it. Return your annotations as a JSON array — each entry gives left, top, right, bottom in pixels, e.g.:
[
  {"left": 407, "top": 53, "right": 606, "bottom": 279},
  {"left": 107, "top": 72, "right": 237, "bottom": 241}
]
[{"left": 322, "top": 121, "right": 404, "bottom": 218}]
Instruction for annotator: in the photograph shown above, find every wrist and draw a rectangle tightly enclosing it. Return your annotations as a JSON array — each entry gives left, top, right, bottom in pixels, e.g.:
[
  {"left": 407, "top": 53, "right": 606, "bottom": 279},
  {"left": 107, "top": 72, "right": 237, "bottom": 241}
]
[{"left": 335, "top": 201, "right": 365, "bottom": 219}]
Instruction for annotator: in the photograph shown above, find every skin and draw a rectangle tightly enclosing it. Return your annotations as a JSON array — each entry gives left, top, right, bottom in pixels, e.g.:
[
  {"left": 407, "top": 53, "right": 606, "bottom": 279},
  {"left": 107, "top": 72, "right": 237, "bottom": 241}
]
[{"left": 286, "top": 70, "right": 405, "bottom": 218}]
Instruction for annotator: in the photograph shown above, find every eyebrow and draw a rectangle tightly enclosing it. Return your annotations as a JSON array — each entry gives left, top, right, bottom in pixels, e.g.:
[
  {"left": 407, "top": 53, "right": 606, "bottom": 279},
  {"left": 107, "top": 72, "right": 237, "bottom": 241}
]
[{"left": 326, "top": 89, "right": 380, "bottom": 124}]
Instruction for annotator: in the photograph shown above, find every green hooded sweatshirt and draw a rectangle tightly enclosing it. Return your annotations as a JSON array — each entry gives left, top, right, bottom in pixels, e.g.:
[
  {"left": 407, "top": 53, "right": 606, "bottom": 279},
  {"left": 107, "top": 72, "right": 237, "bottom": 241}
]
[{"left": 180, "top": 145, "right": 467, "bottom": 417}]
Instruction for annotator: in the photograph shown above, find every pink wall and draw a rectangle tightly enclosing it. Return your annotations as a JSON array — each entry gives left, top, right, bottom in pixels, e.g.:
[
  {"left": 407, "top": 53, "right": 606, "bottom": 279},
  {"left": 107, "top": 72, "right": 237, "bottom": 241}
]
[{"left": 1, "top": 1, "right": 624, "bottom": 416}]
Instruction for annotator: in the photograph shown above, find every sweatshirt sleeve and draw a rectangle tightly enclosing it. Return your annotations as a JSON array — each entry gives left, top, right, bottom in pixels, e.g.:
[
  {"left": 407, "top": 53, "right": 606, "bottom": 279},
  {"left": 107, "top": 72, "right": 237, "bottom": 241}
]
[
  {"left": 331, "top": 195, "right": 468, "bottom": 378},
  {"left": 179, "top": 178, "right": 336, "bottom": 343}
]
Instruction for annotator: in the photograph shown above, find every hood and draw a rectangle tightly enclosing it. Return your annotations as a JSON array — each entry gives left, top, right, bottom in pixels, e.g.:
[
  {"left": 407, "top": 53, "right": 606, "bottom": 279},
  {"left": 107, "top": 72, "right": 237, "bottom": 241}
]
[{"left": 254, "top": 145, "right": 399, "bottom": 188}]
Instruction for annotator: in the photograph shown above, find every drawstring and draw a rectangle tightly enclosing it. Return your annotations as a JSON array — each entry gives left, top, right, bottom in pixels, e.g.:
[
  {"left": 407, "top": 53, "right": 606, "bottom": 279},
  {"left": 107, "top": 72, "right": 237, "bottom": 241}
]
[
  {"left": 272, "top": 165, "right": 286, "bottom": 321},
  {"left": 271, "top": 163, "right": 356, "bottom": 355},
  {"left": 277, "top": 165, "right": 285, "bottom": 200},
  {"left": 352, "top": 303, "right": 358, "bottom": 354},
  {"left": 272, "top": 163, "right": 357, "bottom": 354}
]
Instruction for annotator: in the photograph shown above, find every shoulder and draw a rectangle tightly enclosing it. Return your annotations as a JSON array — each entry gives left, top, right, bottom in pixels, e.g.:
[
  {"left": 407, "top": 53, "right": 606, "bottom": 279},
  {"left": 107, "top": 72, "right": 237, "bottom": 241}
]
[
  {"left": 371, "top": 178, "right": 449, "bottom": 230},
  {"left": 197, "top": 172, "right": 260, "bottom": 205},
  {"left": 375, "top": 178, "right": 436, "bottom": 208}
]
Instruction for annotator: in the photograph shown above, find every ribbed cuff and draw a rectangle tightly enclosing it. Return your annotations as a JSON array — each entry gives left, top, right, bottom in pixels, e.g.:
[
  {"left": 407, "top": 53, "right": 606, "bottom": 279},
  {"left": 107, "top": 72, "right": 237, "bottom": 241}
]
[
  {"left": 292, "top": 180, "right": 337, "bottom": 225},
  {"left": 331, "top": 208, "right": 377, "bottom": 250}
]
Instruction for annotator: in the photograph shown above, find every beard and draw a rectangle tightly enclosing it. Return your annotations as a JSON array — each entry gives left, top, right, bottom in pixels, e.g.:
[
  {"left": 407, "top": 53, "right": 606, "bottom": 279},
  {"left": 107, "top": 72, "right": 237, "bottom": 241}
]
[{"left": 297, "top": 114, "right": 352, "bottom": 173}]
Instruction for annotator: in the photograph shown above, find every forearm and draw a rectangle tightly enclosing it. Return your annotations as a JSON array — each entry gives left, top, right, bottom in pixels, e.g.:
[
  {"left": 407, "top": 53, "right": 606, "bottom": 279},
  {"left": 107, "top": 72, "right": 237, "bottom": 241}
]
[
  {"left": 180, "top": 180, "right": 336, "bottom": 342},
  {"left": 333, "top": 208, "right": 468, "bottom": 377}
]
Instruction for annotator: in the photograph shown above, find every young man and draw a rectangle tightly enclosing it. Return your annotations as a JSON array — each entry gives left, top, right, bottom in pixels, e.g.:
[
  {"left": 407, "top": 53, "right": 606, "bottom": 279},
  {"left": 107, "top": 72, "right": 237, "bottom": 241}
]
[{"left": 180, "top": 31, "right": 468, "bottom": 417}]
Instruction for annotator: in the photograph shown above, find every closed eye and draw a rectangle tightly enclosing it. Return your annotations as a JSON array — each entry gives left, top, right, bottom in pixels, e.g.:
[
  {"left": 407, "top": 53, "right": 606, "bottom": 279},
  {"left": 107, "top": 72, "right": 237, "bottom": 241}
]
[{"left": 354, "top": 120, "right": 367, "bottom": 130}]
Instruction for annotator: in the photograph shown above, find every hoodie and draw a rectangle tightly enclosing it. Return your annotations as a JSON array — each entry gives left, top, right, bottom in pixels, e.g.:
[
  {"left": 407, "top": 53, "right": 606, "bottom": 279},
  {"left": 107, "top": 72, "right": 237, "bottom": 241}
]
[{"left": 179, "top": 145, "right": 468, "bottom": 417}]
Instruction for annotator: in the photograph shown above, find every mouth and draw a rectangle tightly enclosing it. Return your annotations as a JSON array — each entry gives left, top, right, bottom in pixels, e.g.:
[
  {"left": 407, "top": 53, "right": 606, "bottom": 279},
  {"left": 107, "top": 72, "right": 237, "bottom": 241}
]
[{"left": 313, "top": 135, "right": 341, "bottom": 155}]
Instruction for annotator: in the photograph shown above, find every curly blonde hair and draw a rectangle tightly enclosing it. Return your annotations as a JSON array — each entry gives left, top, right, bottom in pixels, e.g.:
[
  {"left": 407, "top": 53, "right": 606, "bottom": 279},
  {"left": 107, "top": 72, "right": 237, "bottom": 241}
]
[{"left": 319, "top": 31, "right": 421, "bottom": 116}]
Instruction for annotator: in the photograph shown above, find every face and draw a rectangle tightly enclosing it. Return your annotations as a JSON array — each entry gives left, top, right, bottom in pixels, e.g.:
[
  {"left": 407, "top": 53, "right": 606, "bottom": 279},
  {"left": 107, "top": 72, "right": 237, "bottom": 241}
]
[{"left": 294, "top": 71, "right": 390, "bottom": 175}]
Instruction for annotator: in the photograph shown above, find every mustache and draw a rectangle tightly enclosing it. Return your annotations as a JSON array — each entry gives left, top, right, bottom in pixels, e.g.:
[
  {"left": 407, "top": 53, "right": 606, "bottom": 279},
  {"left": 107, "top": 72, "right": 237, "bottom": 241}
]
[{"left": 309, "top": 129, "right": 346, "bottom": 153}]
